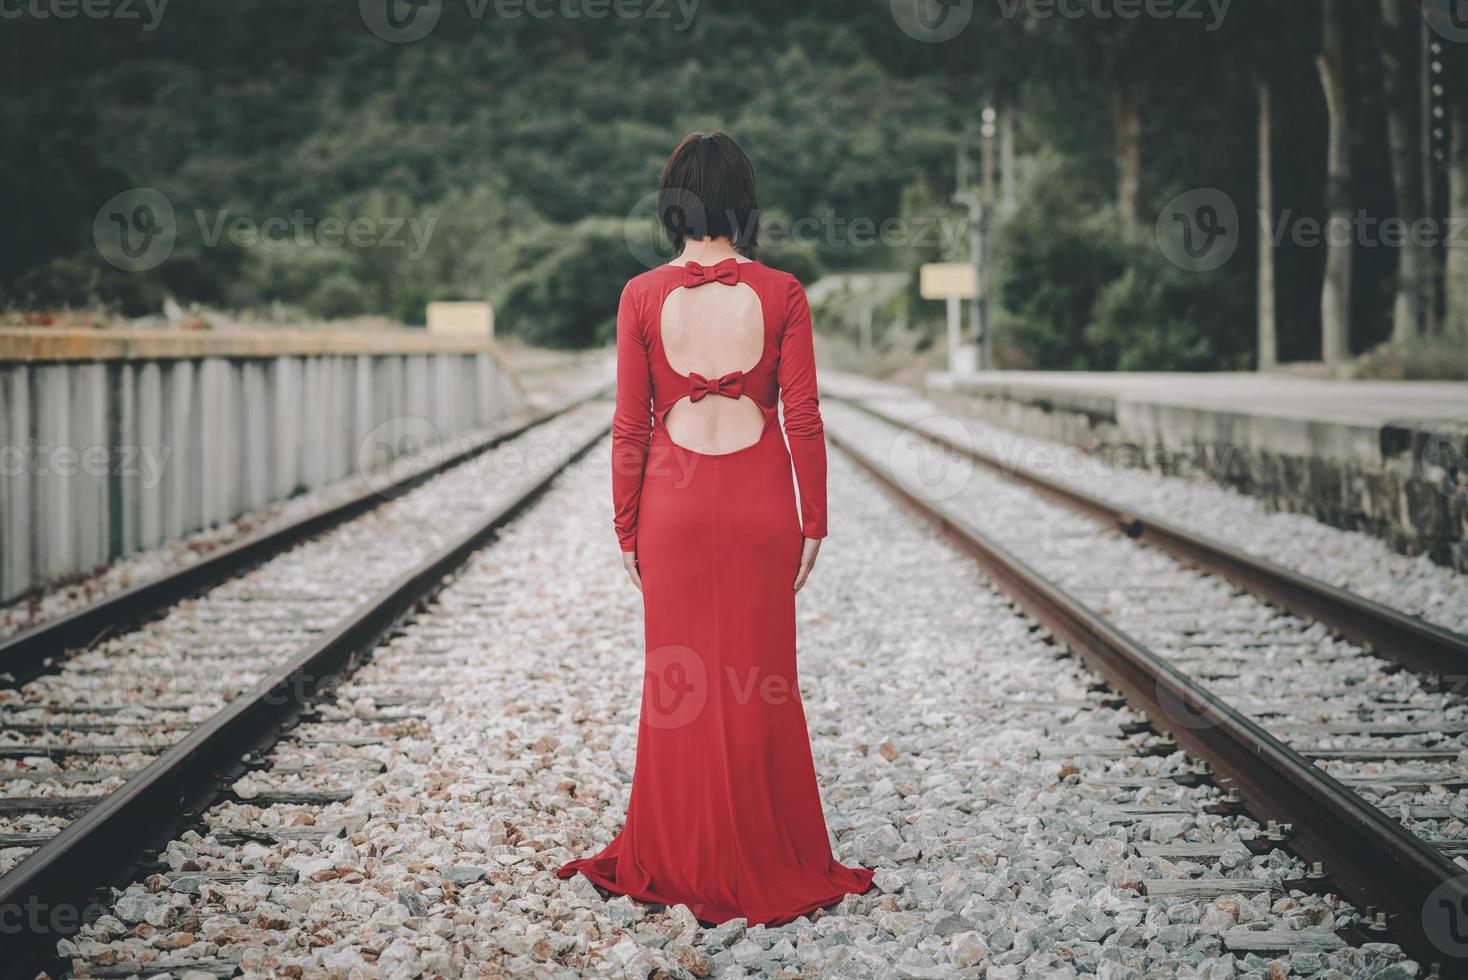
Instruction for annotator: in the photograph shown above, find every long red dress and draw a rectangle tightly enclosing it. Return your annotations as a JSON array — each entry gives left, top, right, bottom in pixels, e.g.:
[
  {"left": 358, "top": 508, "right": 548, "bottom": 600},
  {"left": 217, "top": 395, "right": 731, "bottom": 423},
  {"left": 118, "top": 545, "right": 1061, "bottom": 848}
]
[{"left": 557, "top": 256, "right": 874, "bottom": 926}]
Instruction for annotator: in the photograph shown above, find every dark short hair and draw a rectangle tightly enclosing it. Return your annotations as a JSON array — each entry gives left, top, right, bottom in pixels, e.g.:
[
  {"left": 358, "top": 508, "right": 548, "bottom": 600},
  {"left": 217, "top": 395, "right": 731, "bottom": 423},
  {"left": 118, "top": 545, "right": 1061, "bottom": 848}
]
[{"left": 658, "top": 132, "right": 761, "bottom": 258}]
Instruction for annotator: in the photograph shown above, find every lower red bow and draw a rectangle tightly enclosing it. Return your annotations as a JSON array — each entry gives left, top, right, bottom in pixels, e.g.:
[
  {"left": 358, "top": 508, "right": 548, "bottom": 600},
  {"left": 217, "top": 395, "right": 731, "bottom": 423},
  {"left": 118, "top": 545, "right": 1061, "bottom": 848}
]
[{"left": 687, "top": 371, "right": 746, "bottom": 403}]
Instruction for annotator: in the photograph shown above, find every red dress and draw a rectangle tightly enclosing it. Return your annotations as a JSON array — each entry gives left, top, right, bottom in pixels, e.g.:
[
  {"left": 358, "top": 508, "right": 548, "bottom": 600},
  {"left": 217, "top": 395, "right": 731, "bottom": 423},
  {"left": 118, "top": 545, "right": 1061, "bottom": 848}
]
[{"left": 557, "top": 257, "right": 874, "bottom": 925}]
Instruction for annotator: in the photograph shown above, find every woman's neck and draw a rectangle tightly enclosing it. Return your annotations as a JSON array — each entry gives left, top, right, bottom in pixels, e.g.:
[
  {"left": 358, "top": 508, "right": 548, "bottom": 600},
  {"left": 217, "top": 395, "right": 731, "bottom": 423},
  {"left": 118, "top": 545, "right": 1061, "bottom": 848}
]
[{"left": 678, "top": 237, "right": 742, "bottom": 265}]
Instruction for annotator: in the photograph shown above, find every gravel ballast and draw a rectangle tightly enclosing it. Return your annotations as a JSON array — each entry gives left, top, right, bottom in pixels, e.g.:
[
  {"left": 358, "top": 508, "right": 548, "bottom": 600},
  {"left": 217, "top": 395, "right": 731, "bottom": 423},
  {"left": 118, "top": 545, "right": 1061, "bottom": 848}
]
[{"left": 61, "top": 439, "right": 1405, "bottom": 978}]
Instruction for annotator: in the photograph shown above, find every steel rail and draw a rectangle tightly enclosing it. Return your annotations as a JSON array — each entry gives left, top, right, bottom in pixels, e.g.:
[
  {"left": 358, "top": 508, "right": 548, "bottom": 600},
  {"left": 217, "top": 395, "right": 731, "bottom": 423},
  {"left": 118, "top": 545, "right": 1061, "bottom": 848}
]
[
  {"left": 830, "top": 426, "right": 1468, "bottom": 972},
  {"left": 837, "top": 395, "right": 1468, "bottom": 683},
  {"left": 1, "top": 417, "right": 611, "bottom": 977},
  {"left": 0, "top": 386, "right": 608, "bottom": 691}
]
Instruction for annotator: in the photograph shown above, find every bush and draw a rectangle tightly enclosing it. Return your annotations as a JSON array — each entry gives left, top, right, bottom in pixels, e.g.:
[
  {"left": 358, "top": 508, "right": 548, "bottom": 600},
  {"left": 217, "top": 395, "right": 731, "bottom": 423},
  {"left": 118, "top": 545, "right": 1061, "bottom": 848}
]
[
  {"left": 761, "top": 245, "right": 824, "bottom": 286},
  {"left": 306, "top": 274, "right": 370, "bottom": 320},
  {"left": 1085, "top": 254, "right": 1234, "bottom": 372},
  {"left": 497, "top": 218, "right": 654, "bottom": 347},
  {"left": 995, "top": 153, "right": 1129, "bottom": 369},
  {"left": 996, "top": 150, "right": 1251, "bottom": 371}
]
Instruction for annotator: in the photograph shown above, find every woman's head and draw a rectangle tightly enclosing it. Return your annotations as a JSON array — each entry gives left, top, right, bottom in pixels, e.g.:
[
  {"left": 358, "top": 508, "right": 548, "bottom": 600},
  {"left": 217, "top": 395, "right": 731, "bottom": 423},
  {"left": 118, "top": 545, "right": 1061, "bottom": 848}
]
[{"left": 658, "top": 132, "right": 760, "bottom": 258}]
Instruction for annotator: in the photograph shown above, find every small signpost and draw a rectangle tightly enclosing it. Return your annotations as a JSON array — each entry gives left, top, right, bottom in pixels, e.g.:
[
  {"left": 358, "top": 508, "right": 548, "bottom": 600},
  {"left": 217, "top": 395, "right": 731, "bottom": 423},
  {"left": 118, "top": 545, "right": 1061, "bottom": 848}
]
[
  {"left": 920, "top": 263, "right": 977, "bottom": 375},
  {"left": 427, "top": 302, "right": 494, "bottom": 338}
]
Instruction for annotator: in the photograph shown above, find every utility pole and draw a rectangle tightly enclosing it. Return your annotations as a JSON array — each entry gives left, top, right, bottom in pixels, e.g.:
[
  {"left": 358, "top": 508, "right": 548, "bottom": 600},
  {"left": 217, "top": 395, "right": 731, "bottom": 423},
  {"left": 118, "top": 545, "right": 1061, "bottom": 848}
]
[
  {"left": 952, "top": 107, "right": 998, "bottom": 372},
  {"left": 980, "top": 106, "right": 997, "bottom": 372}
]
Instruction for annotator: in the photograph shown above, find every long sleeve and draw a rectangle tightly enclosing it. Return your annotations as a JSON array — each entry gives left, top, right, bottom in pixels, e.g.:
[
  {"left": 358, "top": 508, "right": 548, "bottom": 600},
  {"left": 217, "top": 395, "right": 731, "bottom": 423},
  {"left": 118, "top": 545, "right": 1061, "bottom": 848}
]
[
  {"left": 611, "top": 284, "right": 652, "bottom": 552},
  {"left": 777, "top": 276, "right": 827, "bottom": 540}
]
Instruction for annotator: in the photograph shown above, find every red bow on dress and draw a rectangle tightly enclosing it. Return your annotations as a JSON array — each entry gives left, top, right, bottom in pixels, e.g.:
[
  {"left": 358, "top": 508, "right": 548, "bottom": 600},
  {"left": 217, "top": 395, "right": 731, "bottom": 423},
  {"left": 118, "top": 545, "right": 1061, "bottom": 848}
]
[
  {"left": 687, "top": 371, "right": 746, "bottom": 403},
  {"left": 682, "top": 258, "right": 741, "bottom": 288}
]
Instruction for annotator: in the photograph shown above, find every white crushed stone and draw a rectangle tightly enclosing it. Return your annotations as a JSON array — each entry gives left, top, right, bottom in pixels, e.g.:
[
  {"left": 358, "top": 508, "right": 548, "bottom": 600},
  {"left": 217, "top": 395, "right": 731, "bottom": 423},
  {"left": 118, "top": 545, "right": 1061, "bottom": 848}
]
[
  {"left": 66, "top": 439, "right": 1402, "bottom": 978},
  {"left": 0, "top": 404, "right": 609, "bottom": 874},
  {"left": 823, "top": 373, "right": 1468, "bottom": 636}
]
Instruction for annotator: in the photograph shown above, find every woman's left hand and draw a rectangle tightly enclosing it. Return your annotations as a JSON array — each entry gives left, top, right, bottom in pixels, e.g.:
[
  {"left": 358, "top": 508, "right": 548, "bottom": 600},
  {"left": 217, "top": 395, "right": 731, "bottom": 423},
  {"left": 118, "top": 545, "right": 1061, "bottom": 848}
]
[{"left": 793, "top": 537, "right": 821, "bottom": 593}]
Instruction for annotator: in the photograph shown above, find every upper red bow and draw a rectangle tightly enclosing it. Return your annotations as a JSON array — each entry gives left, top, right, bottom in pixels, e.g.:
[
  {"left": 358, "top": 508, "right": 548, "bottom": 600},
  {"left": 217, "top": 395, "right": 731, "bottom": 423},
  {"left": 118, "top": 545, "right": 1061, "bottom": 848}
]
[
  {"left": 687, "top": 370, "right": 746, "bottom": 403},
  {"left": 682, "top": 258, "right": 742, "bottom": 288}
]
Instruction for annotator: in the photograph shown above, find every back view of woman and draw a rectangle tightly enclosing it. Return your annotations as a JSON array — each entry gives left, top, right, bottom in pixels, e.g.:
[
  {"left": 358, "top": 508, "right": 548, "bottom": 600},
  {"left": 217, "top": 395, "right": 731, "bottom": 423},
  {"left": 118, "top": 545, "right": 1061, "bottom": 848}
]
[{"left": 556, "top": 132, "right": 874, "bottom": 925}]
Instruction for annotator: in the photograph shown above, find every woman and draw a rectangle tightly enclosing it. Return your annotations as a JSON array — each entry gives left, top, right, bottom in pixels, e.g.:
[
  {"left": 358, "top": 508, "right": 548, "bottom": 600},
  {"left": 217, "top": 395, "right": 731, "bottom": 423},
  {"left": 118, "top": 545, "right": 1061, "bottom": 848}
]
[{"left": 557, "top": 132, "right": 874, "bottom": 926}]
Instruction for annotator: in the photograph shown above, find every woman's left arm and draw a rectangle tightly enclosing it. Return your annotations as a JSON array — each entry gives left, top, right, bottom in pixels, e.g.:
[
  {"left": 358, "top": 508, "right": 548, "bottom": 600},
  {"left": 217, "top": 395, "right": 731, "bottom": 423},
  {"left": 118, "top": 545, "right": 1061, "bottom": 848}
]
[
  {"left": 612, "top": 283, "right": 652, "bottom": 589},
  {"left": 778, "top": 276, "right": 826, "bottom": 590}
]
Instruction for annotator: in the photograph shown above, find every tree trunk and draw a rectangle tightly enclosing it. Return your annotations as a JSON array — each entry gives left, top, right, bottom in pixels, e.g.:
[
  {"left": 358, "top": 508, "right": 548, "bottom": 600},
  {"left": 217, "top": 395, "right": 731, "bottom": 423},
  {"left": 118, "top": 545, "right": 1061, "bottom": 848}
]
[
  {"left": 1318, "top": 0, "right": 1353, "bottom": 372},
  {"left": 1113, "top": 79, "right": 1142, "bottom": 234},
  {"left": 1258, "top": 81, "right": 1278, "bottom": 371},
  {"left": 1380, "top": 0, "right": 1425, "bottom": 344},
  {"left": 1449, "top": 104, "right": 1468, "bottom": 337},
  {"left": 1000, "top": 100, "right": 1017, "bottom": 213}
]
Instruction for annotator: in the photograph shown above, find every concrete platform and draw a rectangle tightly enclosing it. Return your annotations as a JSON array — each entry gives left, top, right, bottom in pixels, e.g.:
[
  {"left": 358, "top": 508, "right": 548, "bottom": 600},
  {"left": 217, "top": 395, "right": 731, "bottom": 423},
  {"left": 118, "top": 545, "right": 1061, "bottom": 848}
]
[{"left": 925, "top": 371, "right": 1468, "bottom": 569}]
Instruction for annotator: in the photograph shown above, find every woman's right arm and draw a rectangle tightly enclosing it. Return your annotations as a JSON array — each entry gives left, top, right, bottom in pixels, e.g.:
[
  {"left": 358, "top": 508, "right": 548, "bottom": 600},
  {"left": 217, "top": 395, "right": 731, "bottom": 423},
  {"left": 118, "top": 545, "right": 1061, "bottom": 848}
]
[{"left": 611, "top": 283, "right": 652, "bottom": 561}]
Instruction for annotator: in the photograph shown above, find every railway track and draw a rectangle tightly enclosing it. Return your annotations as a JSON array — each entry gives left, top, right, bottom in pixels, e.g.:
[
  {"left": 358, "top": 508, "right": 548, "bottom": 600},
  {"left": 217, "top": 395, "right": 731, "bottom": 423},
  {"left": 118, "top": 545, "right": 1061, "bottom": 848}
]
[
  {"left": 7, "top": 379, "right": 1460, "bottom": 976},
  {"left": 53, "top": 439, "right": 1369, "bottom": 977},
  {"left": 0, "top": 385, "right": 608, "bottom": 690},
  {"left": 831, "top": 391, "right": 1468, "bottom": 678},
  {"left": 0, "top": 398, "right": 611, "bottom": 975},
  {"left": 825, "top": 399, "right": 1468, "bottom": 973}
]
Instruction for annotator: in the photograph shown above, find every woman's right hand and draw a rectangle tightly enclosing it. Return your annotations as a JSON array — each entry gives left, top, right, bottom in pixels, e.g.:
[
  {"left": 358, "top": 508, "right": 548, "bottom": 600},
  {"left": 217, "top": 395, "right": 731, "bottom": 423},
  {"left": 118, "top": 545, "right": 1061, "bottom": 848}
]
[{"left": 622, "top": 551, "right": 642, "bottom": 592}]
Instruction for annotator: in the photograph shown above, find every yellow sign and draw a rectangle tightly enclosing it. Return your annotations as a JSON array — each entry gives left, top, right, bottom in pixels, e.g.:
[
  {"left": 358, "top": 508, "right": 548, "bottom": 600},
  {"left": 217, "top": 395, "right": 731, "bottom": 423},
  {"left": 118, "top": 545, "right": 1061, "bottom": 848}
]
[
  {"left": 427, "top": 302, "right": 494, "bottom": 337},
  {"left": 919, "top": 263, "right": 977, "bottom": 301}
]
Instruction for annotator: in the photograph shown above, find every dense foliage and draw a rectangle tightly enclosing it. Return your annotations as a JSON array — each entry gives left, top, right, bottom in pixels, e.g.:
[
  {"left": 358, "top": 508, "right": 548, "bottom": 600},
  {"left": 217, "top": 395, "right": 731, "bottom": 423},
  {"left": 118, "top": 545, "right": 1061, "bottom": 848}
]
[{"left": 0, "top": 0, "right": 1454, "bottom": 364}]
